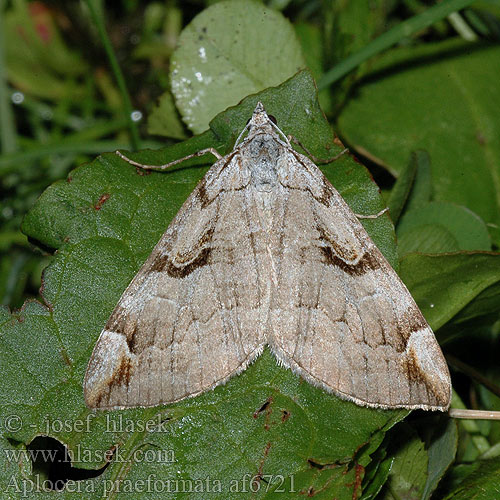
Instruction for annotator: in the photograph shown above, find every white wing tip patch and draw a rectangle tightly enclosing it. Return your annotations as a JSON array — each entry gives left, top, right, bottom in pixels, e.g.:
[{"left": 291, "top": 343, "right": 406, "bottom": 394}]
[{"left": 84, "top": 330, "right": 133, "bottom": 408}]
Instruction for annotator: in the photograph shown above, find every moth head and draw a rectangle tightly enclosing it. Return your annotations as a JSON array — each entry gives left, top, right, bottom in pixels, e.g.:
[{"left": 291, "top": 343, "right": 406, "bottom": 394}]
[
  {"left": 245, "top": 102, "right": 279, "bottom": 140},
  {"left": 233, "top": 102, "right": 288, "bottom": 149}
]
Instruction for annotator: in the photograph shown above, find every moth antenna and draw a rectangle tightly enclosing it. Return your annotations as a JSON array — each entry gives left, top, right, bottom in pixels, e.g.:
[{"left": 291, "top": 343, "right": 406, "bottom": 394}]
[
  {"left": 268, "top": 118, "right": 291, "bottom": 146},
  {"left": 288, "top": 135, "right": 349, "bottom": 164},
  {"left": 234, "top": 121, "right": 252, "bottom": 148}
]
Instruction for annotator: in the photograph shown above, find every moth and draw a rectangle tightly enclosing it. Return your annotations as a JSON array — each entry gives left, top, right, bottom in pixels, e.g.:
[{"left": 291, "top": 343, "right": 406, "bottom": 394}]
[{"left": 84, "top": 102, "right": 451, "bottom": 411}]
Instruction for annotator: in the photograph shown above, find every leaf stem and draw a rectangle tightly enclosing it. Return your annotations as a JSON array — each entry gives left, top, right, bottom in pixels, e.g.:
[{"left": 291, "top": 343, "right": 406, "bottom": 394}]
[{"left": 447, "top": 353, "right": 500, "bottom": 399}]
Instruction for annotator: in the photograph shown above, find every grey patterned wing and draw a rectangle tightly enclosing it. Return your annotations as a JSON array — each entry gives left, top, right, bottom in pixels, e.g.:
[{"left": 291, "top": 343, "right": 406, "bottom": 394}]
[
  {"left": 84, "top": 155, "right": 267, "bottom": 409},
  {"left": 269, "top": 153, "right": 451, "bottom": 410}
]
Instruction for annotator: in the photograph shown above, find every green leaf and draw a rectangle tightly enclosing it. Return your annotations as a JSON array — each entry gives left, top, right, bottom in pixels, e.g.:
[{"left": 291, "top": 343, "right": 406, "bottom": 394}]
[
  {"left": 21, "top": 130, "right": 219, "bottom": 252},
  {"left": 422, "top": 417, "right": 458, "bottom": 499},
  {"left": 400, "top": 252, "right": 500, "bottom": 331},
  {"left": 378, "top": 424, "right": 429, "bottom": 500},
  {"left": 147, "top": 91, "right": 187, "bottom": 140},
  {"left": 400, "top": 225, "right": 462, "bottom": 255},
  {"left": 360, "top": 446, "right": 394, "bottom": 500},
  {"left": 377, "top": 416, "right": 457, "bottom": 500},
  {"left": 170, "top": 0, "right": 305, "bottom": 133},
  {"left": 397, "top": 201, "right": 491, "bottom": 255},
  {"left": 0, "top": 434, "right": 32, "bottom": 499},
  {"left": 442, "top": 455, "right": 500, "bottom": 499},
  {"left": 5, "top": 72, "right": 407, "bottom": 499},
  {"left": 439, "top": 463, "right": 481, "bottom": 496},
  {"left": 445, "top": 279, "right": 500, "bottom": 326},
  {"left": 337, "top": 39, "right": 500, "bottom": 245}
]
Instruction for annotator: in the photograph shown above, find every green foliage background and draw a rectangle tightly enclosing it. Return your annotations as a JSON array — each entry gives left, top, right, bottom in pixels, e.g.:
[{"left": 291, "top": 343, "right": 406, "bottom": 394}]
[{"left": 1, "top": 0, "right": 500, "bottom": 498}]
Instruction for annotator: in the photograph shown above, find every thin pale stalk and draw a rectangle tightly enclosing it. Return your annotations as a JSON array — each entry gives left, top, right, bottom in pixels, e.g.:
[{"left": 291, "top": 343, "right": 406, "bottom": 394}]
[
  {"left": 451, "top": 392, "right": 491, "bottom": 454},
  {"left": 449, "top": 409, "right": 500, "bottom": 420}
]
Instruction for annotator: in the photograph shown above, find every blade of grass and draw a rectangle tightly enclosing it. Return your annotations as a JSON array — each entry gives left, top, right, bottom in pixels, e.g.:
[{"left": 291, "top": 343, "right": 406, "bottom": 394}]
[
  {"left": 448, "top": 11, "right": 478, "bottom": 41},
  {"left": 317, "top": 0, "right": 476, "bottom": 90},
  {"left": 84, "top": 0, "right": 140, "bottom": 150},
  {"left": 0, "top": 0, "right": 17, "bottom": 154},
  {"left": 0, "top": 140, "right": 162, "bottom": 176}
]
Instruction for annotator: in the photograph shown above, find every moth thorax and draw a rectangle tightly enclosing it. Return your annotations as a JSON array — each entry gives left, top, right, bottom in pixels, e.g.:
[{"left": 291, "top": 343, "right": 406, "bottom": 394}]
[{"left": 247, "top": 134, "right": 280, "bottom": 192}]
